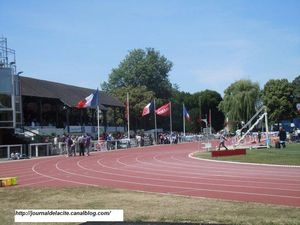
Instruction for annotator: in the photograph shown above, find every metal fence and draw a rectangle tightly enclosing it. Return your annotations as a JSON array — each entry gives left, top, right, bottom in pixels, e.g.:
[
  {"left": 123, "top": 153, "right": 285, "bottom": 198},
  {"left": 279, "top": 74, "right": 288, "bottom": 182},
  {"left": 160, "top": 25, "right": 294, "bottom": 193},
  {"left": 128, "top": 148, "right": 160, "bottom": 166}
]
[
  {"left": 0, "top": 139, "right": 138, "bottom": 160},
  {"left": 0, "top": 135, "right": 211, "bottom": 160}
]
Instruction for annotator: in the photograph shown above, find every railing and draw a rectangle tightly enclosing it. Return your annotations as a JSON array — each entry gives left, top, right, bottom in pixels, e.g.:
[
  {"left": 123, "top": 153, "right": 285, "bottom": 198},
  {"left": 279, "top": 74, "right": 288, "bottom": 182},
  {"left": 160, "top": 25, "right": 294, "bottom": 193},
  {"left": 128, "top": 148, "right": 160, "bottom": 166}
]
[
  {"left": 93, "top": 139, "right": 137, "bottom": 151},
  {"left": 0, "top": 136, "right": 213, "bottom": 160},
  {"left": 28, "top": 143, "right": 52, "bottom": 158},
  {"left": 0, "top": 144, "right": 23, "bottom": 159}
]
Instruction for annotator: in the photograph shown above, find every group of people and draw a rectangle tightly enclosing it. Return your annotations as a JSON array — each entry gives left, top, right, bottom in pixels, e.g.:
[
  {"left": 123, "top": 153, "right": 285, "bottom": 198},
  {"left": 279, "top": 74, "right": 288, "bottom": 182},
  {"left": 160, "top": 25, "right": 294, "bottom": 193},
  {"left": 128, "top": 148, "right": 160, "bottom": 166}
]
[
  {"left": 158, "top": 133, "right": 178, "bottom": 144},
  {"left": 64, "top": 134, "right": 91, "bottom": 157},
  {"left": 10, "top": 152, "right": 21, "bottom": 160}
]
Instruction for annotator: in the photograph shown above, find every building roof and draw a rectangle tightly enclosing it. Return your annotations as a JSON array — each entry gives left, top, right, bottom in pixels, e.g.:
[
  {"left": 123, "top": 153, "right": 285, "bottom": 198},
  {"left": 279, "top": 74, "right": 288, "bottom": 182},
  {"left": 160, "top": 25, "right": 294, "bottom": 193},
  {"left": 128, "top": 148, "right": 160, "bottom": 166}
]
[{"left": 20, "top": 76, "right": 124, "bottom": 110}]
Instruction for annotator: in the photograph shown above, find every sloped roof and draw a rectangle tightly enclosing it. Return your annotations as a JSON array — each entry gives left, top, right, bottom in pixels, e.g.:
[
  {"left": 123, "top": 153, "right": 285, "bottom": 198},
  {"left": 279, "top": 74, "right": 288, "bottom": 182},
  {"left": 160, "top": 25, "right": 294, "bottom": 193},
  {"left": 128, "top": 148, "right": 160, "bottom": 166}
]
[{"left": 20, "top": 76, "right": 124, "bottom": 110}]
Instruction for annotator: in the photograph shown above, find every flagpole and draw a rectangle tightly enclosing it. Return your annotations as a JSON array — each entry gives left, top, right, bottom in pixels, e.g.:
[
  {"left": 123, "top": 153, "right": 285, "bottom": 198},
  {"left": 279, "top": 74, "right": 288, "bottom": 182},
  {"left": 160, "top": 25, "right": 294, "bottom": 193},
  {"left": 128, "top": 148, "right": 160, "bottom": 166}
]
[
  {"left": 183, "top": 103, "right": 186, "bottom": 137},
  {"left": 127, "top": 93, "right": 130, "bottom": 139},
  {"left": 170, "top": 102, "right": 172, "bottom": 143},
  {"left": 199, "top": 96, "right": 202, "bottom": 134},
  {"left": 95, "top": 87, "right": 100, "bottom": 142},
  {"left": 97, "top": 105, "right": 100, "bottom": 142},
  {"left": 209, "top": 109, "right": 212, "bottom": 134},
  {"left": 154, "top": 99, "right": 157, "bottom": 144}
]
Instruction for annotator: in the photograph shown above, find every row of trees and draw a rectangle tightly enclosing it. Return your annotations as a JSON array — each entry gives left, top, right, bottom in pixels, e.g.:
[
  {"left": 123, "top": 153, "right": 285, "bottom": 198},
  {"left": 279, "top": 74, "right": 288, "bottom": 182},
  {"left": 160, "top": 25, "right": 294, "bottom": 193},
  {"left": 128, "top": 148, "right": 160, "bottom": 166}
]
[{"left": 101, "top": 48, "right": 300, "bottom": 133}]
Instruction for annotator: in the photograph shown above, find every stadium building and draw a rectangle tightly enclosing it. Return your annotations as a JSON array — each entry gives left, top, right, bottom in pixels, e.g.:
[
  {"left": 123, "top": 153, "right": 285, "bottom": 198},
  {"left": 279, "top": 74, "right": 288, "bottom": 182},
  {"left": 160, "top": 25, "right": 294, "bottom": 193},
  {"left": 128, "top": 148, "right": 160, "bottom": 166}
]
[{"left": 0, "top": 37, "right": 124, "bottom": 145}]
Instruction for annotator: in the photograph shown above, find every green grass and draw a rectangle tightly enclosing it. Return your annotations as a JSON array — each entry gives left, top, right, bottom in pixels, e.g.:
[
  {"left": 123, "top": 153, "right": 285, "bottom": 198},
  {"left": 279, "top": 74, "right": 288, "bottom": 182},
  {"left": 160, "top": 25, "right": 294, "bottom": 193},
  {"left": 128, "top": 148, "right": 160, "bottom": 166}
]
[
  {"left": 194, "top": 143, "right": 300, "bottom": 166},
  {"left": 1, "top": 187, "right": 300, "bottom": 225}
]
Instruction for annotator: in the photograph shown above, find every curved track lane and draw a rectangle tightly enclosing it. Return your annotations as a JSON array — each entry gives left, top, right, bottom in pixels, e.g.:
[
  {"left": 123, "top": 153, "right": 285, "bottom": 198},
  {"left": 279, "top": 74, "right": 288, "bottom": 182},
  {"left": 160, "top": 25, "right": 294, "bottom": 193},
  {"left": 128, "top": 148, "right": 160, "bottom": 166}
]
[{"left": 1, "top": 142, "right": 299, "bottom": 207}]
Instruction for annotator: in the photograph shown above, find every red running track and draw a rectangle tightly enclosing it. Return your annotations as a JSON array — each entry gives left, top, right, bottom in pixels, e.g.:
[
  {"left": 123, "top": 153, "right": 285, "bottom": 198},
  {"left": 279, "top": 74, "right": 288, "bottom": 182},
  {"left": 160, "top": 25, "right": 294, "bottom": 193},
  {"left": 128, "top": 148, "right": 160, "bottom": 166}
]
[{"left": 1, "top": 142, "right": 300, "bottom": 207}]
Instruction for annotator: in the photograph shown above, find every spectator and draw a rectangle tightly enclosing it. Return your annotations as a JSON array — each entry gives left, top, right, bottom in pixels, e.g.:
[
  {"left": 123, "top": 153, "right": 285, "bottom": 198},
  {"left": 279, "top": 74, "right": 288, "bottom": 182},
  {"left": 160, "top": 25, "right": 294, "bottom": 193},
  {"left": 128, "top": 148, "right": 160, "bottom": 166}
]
[
  {"left": 78, "top": 135, "right": 85, "bottom": 156},
  {"left": 65, "top": 135, "right": 73, "bottom": 157},
  {"left": 278, "top": 127, "right": 287, "bottom": 148},
  {"left": 257, "top": 131, "right": 261, "bottom": 143},
  {"left": 85, "top": 134, "right": 91, "bottom": 156}
]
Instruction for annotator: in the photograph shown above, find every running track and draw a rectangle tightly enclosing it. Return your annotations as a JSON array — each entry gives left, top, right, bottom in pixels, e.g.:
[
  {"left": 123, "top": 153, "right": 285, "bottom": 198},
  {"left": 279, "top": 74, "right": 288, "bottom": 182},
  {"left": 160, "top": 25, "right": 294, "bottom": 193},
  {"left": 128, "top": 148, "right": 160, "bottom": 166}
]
[{"left": 1, "top": 142, "right": 300, "bottom": 207}]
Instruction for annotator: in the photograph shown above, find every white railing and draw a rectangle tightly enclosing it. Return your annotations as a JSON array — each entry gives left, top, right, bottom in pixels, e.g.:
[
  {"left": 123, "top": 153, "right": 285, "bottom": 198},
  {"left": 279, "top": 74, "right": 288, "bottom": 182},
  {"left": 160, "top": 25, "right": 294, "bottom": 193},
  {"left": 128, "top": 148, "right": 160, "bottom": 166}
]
[
  {"left": 0, "top": 136, "right": 212, "bottom": 160},
  {"left": 28, "top": 143, "right": 52, "bottom": 158},
  {"left": 0, "top": 144, "right": 23, "bottom": 159}
]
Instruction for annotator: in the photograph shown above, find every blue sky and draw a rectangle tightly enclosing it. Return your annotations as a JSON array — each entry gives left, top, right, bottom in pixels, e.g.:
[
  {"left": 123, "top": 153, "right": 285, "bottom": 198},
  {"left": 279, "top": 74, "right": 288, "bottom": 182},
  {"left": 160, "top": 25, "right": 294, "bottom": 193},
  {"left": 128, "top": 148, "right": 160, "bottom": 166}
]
[{"left": 1, "top": 0, "right": 299, "bottom": 95}]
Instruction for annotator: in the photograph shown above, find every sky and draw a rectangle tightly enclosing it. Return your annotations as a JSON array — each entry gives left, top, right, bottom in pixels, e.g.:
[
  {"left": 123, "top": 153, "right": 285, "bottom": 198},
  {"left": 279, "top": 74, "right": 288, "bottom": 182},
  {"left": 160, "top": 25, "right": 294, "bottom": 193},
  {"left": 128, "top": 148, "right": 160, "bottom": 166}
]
[{"left": 1, "top": 0, "right": 299, "bottom": 95}]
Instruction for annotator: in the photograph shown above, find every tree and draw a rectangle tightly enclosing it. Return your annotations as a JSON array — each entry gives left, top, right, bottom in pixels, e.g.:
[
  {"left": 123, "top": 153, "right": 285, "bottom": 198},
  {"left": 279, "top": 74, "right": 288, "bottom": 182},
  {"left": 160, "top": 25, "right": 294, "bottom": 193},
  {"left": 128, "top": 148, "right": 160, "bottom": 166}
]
[
  {"left": 171, "top": 89, "right": 224, "bottom": 133},
  {"left": 110, "top": 85, "right": 155, "bottom": 131},
  {"left": 292, "top": 75, "right": 300, "bottom": 106},
  {"left": 218, "top": 80, "right": 261, "bottom": 131},
  {"left": 263, "top": 79, "right": 295, "bottom": 123},
  {"left": 102, "top": 48, "right": 173, "bottom": 99},
  {"left": 200, "top": 90, "right": 224, "bottom": 132}
]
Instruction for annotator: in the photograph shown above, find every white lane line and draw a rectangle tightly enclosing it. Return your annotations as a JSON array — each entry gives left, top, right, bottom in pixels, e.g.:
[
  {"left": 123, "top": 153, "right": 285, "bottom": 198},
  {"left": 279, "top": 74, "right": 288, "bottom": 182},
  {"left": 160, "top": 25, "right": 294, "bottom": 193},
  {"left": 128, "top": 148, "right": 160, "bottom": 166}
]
[
  {"left": 112, "top": 153, "right": 300, "bottom": 184},
  {"left": 31, "top": 161, "right": 98, "bottom": 187},
  {"left": 75, "top": 157, "right": 300, "bottom": 193},
  {"left": 51, "top": 158, "right": 300, "bottom": 200}
]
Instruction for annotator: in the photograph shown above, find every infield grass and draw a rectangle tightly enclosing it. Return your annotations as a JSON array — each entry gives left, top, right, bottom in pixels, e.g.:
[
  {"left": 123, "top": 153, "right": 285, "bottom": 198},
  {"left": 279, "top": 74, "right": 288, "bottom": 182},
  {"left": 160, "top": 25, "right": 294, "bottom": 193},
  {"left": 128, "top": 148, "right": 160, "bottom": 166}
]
[
  {"left": 194, "top": 143, "right": 300, "bottom": 166},
  {"left": 0, "top": 186, "right": 299, "bottom": 225}
]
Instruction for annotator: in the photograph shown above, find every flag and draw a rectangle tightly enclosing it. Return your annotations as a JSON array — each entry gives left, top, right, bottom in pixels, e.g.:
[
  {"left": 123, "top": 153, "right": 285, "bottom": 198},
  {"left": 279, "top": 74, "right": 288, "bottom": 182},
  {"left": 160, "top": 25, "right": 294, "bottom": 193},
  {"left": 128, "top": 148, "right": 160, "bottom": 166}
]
[
  {"left": 142, "top": 101, "right": 154, "bottom": 116},
  {"left": 76, "top": 89, "right": 99, "bottom": 108},
  {"left": 156, "top": 102, "right": 171, "bottom": 117},
  {"left": 183, "top": 105, "right": 190, "bottom": 121},
  {"left": 198, "top": 118, "right": 207, "bottom": 125}
]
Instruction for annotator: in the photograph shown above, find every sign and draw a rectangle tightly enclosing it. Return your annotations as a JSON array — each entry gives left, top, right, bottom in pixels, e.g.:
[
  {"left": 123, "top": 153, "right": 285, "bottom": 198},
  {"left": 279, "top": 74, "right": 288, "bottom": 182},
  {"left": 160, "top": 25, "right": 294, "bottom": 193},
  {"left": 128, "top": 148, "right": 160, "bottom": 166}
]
[{"left": 69, "top": 126, "right": 82, "bottom": 133}]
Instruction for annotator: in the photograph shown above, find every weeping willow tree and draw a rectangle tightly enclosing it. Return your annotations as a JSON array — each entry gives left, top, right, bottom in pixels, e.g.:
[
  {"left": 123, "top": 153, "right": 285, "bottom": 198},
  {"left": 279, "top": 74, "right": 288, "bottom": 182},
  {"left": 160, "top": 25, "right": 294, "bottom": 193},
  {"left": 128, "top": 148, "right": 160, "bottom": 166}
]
[{"left": 218, "top": 79, "right": 261, "bottom": 131}]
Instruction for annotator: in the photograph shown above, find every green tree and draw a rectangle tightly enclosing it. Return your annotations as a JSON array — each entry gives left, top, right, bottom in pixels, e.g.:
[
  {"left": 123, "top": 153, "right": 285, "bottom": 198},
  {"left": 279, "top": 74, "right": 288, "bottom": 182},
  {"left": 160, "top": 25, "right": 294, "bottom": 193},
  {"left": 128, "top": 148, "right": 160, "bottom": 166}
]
[
  {"left": 171, "top": 89, "right": 224, "bottom": 133},
  {"left": 200, "top": 90, "right": 224, "bottom": 132},
  {"left": 263, "top": 79, "right": 295, "bottom": 123},
  {"left": 292, "top": 75, "right": 300, "bottom": 106},
  {"left": 102, "top": 48, "right": 173, "bottom": 99},
  {"left": 219, "top": 80, "right": 261, "bottom": 131},
  {"left": 110, "top": 85, "right": 155, "bottom": 131}
]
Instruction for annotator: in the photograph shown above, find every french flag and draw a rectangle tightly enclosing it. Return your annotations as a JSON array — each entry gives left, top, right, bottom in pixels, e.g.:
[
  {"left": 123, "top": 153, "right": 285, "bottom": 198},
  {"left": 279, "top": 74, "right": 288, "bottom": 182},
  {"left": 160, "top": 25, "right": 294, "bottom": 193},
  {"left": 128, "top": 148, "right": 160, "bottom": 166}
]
[
  {"left": 183, "top": 105, "right": 190, "bottom": 121},
  {"left": 76, "top": 89, "right": 99, "bottom": 108},
  {"left": 142, "top": 101, "right": 154, "bottom": 116}
]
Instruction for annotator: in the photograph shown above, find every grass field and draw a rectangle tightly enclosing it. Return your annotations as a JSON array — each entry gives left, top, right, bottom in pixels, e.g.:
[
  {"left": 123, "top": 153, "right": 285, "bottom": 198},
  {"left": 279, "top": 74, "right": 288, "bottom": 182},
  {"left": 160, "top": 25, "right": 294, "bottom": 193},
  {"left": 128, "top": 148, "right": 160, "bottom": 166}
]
[
  {"left": 194, "top": 143, "right": 300, "bottom": 166},
  {"left": 1, "top": 186, "right": 300, "bottom": 225}
]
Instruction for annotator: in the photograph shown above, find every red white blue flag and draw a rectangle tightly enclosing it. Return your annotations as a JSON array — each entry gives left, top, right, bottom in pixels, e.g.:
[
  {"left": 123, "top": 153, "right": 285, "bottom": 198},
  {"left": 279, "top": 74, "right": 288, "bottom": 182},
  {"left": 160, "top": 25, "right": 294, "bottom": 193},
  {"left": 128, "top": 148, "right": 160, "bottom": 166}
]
[
  {"left": 76, "top": 89, "right": 99, "bottom": 108},
  {"left": 142, "top": 101, "right": 154, "bottom": 116},
  {"left": 183, "top": 105, "right": 190, "bottom": 121}
]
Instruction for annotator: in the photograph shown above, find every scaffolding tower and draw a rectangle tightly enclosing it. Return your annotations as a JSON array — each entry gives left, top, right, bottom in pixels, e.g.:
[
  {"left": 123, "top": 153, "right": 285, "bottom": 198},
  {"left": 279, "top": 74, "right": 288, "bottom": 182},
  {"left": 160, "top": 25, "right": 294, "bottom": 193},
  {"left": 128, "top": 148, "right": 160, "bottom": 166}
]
[{"left": 0, "top": 37, "right": 22, "bottom": 129}]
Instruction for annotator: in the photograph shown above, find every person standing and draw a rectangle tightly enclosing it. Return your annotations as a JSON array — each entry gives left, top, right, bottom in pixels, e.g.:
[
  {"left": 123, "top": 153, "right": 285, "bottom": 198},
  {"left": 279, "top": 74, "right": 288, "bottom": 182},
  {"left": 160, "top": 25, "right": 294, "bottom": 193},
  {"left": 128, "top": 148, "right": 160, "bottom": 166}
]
[
  {"left": 65, "top": 135, "right": 72, "bottom": 157},
  {"left": 78, "top": 135, "right": 85, "bottom": 156},
  {"left": 70, "top": 135, "right": 77, "bottom": 156},
  {"left": 278, "top": 127, "right": 287, "bottom": 148},
  {"left": 85, "top": 134, "right": 91, "bottom": 156},
  {"left": 218, "top": 132, "right": 228, "bottom": 150},
  {"left": 257, "top": 131, "right": 262, "bottom": 143}
]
